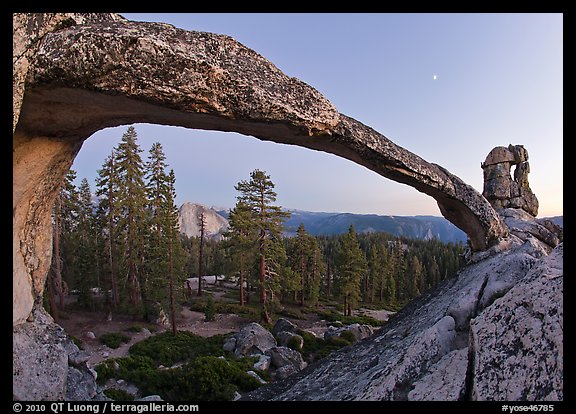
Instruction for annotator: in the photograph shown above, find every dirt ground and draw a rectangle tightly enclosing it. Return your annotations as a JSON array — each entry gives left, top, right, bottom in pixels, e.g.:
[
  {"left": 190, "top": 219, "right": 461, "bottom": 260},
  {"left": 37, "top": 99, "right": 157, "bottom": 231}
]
[
  {"left": 58, "top": 307, "right": 255, "bottom": 367},
  {"left": 58, "top": 294, "right": 394, "bottom": 368}
]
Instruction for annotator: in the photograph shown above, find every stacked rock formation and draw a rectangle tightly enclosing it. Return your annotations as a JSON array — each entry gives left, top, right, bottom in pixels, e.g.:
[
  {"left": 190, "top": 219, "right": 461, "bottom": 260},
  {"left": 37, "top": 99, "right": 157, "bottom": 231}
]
[{"left": 482, "top": 144, "right": 539, "bottom": 216}]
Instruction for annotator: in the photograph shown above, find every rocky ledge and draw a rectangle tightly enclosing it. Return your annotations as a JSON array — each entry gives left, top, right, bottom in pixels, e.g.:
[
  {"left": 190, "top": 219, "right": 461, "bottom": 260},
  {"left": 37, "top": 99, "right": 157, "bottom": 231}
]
[{"left": 244, "top": 212, "right": 563, "bottom": 401}]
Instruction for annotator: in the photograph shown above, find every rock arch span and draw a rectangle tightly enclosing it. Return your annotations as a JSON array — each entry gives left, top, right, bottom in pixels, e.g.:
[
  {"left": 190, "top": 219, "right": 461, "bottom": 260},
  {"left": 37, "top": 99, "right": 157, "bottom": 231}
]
[{"left": 13, "top": 13, "right": 508, "bottom": 326}]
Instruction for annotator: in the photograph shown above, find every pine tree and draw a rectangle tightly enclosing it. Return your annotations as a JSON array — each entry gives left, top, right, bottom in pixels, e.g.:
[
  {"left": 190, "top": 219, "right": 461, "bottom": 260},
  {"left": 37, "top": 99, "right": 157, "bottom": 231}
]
[
  {"left": 51, "top": 169, "right": 79, "bottom": 310},
  {"left": 144, "top": 142, "right": 171, "bottom": 306},
  {"left": 165, "top": 170, "right": 183, "bottom": 335},
  {"left": 197, "top": 212, "right": 207, "bottom": 296},
  {"left": 115, "top": 126, "right": 148, "bottom": 308},
  {"left": 406, "top": 254, "right": 423, "bottom": 298},
  {"left": 223, "top": 200, "right": 257, "bottom": 306},
  {"left": 95, "top": 149, "right": 120, "bottom": 308},
  {"left": 234, "top": 169, "right": 290, "bottom": 324},
  {"left": 75, "top": 178, "right": 100, "bottom": 309},
  {"left": 287, "top": 224, "right": 324, "bottom": 307},
  {"left": 336, "top": 225, "right": 367, "bottom": 316}
]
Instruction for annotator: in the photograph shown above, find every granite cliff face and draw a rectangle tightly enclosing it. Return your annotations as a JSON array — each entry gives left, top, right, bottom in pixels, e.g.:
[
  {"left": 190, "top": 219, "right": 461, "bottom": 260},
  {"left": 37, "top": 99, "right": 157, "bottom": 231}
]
[
  {"left": 178, "top": 202, "right": 229, "bottom": 240},
  {"left": 13, "top": 13, "right": 561, "bottom": 401}
]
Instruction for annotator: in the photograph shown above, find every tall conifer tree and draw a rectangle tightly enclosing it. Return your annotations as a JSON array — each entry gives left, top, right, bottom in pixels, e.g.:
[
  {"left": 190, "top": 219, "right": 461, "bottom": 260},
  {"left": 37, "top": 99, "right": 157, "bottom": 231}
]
[{"left": 234, "top": 169, "right": 290, "bottom": 324}]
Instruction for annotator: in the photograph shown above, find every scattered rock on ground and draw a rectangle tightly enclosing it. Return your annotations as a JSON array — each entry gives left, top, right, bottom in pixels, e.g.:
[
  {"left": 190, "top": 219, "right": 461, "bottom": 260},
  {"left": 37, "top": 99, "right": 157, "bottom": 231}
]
[{"left": 231, "top": 323, "right": 277, "bottom": 357}]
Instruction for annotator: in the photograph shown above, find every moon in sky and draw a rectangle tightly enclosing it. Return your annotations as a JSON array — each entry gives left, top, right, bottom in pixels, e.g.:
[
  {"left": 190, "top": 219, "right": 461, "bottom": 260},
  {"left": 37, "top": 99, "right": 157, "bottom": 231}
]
[{"left": 433, "top": 75, "right": 438, "bottom": 80}]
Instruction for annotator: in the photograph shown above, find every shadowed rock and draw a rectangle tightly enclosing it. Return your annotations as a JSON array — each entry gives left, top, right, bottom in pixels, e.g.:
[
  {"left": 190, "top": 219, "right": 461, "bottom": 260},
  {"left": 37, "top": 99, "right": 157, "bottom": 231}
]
[{"left": 482, "top": 144, "right": 539, "bottom": 216}]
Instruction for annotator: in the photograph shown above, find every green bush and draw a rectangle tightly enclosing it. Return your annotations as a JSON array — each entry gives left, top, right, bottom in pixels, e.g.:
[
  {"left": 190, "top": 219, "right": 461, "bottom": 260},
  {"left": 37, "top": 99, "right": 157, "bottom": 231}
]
[
  {"left": 104, "top": 388, "right": 134, "bottom": 401},
  {"left": 129, "top": 331, "right": 225, "bottom": 366},
  {"left": 339, "top": 330, "right": 357, "bottom": 344},
  {"left": 204, "top": 296, "right": 216, "bottom": 322},
  {"left": 95, "top": 355, "right": 155, "bottom": 385},
  {"left": 326, "top": 335, "right": 352, "bottom": 347},
  {"left": 125, "top": 325, "right": 144, "bottom": 333},
  {"left": 100, "top": 332, "right": 131, "bottom": 349},
  {"left": 95, "top": 359, "right": 118, "bottom": 385},
  {"left": 297, "top": 330, "right": 350, "bottom": 363},
  {"left": 286, "top": 335, "right": 304, "bottom": 351},
  {"left": 319, "top": 310, "right": 384, "bottom": 327},
  {"left": 69, "top": 334, "right": 84, "bottom": 350},
  {"left": 95, "top": 332, "right": 267, "bottom": 401}
]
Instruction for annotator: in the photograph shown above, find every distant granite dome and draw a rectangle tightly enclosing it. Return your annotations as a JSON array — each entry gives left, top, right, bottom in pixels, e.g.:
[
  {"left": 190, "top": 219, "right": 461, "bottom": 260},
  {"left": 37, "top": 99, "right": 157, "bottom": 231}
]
[{"left": 178, "top": 202, "right": 229, "bottom": 240}]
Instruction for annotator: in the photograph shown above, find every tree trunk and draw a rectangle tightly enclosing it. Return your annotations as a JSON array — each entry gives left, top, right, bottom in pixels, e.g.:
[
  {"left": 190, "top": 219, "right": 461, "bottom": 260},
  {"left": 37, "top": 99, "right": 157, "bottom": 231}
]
[
  {"left": 198, "top": 213, "right": 205, "bottom": 296},
  {"left": 46, "top": 270, "right": 59, "bottom": 322},
  {"left": 52, "top": 196, "right": 65, "bottom": 310},
  {"left": 300, "top": 255, "right": 305, "bottom": 307},
  {"left": 260, "top": 251, "right": 266, "bottom": 305},
  {"left": 239, "top": 255, "right": 245, "bottom": 306},
  {"left": 169, "top": 223, "right": 177, "bottom": 335},
  {"left": 108, "top": 150, "right": 119, "bottom": 308}
]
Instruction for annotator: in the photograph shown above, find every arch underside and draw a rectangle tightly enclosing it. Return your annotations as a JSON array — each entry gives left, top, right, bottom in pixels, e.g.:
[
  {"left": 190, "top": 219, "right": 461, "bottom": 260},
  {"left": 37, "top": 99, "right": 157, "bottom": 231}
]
[{"left": 13, "top": 13, "right": 508, "bottom": 325}]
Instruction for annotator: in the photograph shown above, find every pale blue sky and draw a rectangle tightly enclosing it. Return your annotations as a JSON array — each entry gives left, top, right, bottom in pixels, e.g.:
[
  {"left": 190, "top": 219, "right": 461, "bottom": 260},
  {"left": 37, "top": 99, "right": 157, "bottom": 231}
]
[{"left": 72, "top": 13, "right": 563, "bottom": 217}]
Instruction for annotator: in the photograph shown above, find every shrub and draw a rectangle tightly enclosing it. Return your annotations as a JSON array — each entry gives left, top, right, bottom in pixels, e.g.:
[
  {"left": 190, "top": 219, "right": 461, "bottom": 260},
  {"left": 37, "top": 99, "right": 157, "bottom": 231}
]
[
  {"left": 129, "top": 331, "right": 225, "bottom": 366},
  {"left": 297, "top": 329, "right": 350, "bottom": 363},
  {"left": 319, "top": 310, "right": 384, "bottom": 327},
  {"left": 286, "top": 335, "right": 304, "bottom": 351},
  {"left": 100, "top": 332, "right": 131, "bottom": 349},
  {"left": 96, "top": 336, "right": 266, "bottom": 401},
  {"left": 104, "top": 388, "right": 134, "bottom": 401},
  {"left": 136, "top": 356, "right": 262, "bottom": 401},
  {"left": 125, "top": 325, "right": 144, "bottom": 333},
  {"left": 339, "top": 330, "right": 358, "bottom": 344},
  {"left": 204, "top": 296, "right": 216, "bottom": 322},
  {"left": 326, "top": 335, "right": 352, "bottom": 347},
  {"left": 69, "top": 334, "right": 84, "bottom": 350},
  {"left": 95, "top": 359, "right": 118, "bottom": 385}
]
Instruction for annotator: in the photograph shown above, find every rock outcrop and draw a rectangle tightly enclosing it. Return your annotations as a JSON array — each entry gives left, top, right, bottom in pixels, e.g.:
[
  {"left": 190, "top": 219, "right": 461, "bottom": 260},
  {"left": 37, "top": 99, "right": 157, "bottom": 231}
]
[
  {"left": 13, "top": 13, "right": 560, "bottom": 401},
  {"left": 244, "top": 230, "right": 562, "bottom": 401},
  {"left": 178, "top": 202, "right": 229, "bottom": 240},
  {"left": 482, "top": 145, "right": 539, "bottom": 216}
]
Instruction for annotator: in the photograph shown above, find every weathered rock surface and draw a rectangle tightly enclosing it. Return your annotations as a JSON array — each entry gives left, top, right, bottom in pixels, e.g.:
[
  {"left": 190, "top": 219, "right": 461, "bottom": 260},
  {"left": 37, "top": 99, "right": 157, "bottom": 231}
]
[
  {"left": 229, "top": 322, "right": 277, "bottom": 357},
  {"left": 178, "top": 202, "right": 229, "bottom": 240},
  {"left": 276, "top": 331, "right": 304, "bottom": 350},
  {"left": 470, "top": 244, "right": 563, "bottom": 400},
  {"left": 244, "top": 234, "right": 563, "bottom": 401},
  {"left": 266, "top": 346, "right": 308, "bottom": 380},
  {"left": 13, "top": 307, "right": 107, "bottom": 401},
  {"left": 13, "top": 308, "right": 70, "bottom": 400},
  {"left": 272, "top": 318, "right": 298, "bottom": 337},
  {"left": 482, "top": 145, "right": 539, "bottom": 216},
  {"left": 324, "top": 323, "right": 374, "bottom": 342}
]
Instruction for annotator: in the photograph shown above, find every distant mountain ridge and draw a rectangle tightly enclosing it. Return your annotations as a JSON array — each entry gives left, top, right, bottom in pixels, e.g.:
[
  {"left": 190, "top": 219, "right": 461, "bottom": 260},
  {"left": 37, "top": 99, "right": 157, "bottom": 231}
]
[
  {"left": 212, "top": 205, "right": 468, "bottom": 243},
  {"left": 178, "top": 203, "right": 562, "bottom": 244},
  {"left": 282, "top": 209, "right": 468, "bottom": 243}
]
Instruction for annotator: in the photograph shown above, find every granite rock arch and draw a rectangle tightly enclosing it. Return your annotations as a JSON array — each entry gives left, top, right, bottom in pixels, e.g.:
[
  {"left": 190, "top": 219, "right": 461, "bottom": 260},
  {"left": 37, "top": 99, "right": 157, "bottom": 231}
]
[{"left": 13, "top": 13, "right": 509, "bottom": 327}]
